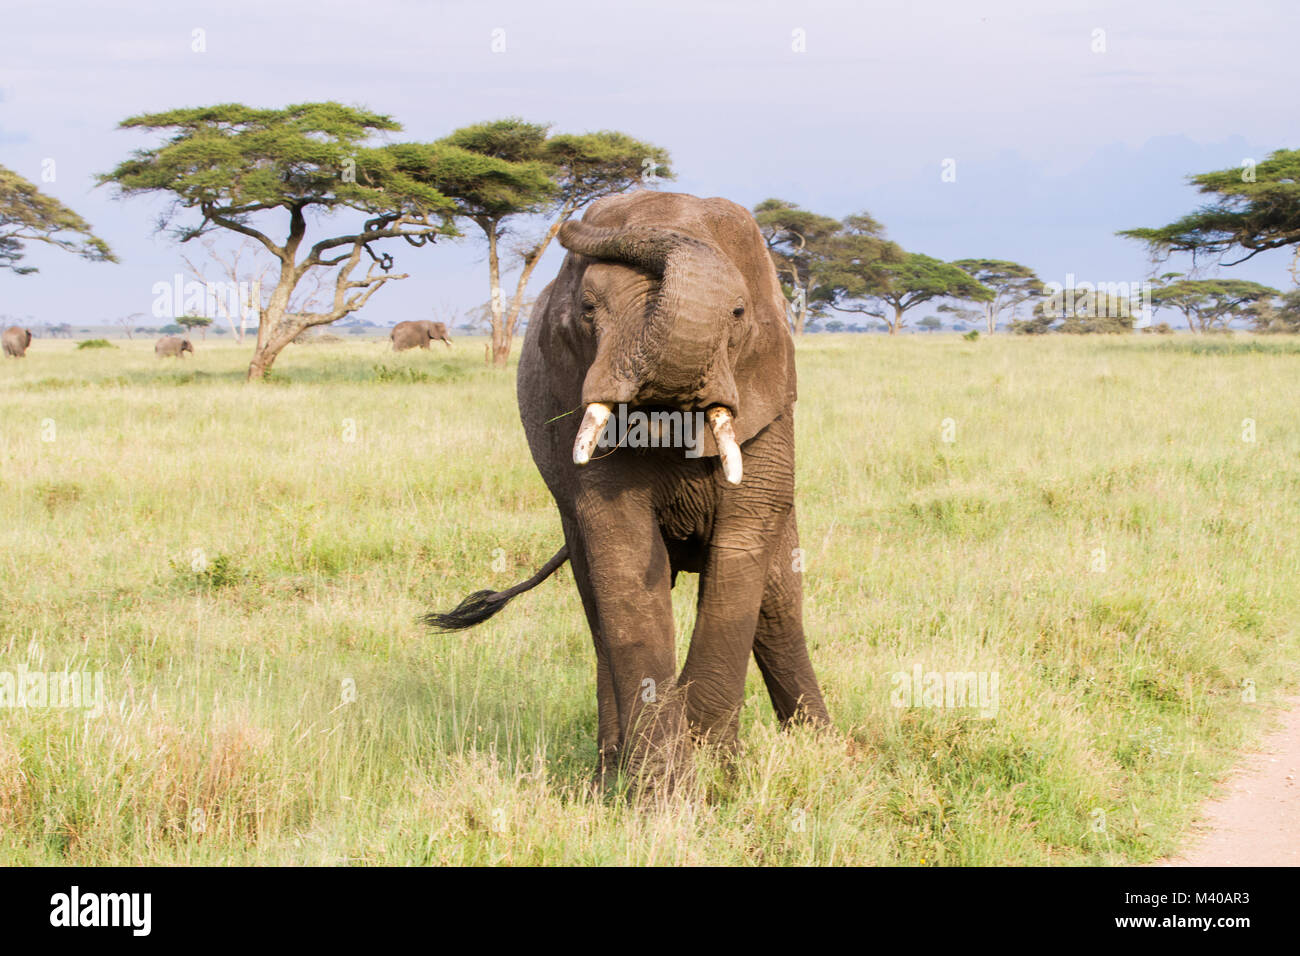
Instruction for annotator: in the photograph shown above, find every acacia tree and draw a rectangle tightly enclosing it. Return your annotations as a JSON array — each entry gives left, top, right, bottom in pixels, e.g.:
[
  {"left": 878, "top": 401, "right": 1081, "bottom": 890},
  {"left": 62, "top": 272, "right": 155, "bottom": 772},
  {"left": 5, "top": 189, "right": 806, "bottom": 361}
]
[
  {"left": 1012, "top": 290, "right": 1138, "bottom": 334},
  {"left": 113, "top": 313, "right": 144, "bottom": 340},
  {"left": 177, "top": 314, "right": 214, "bottom": 340},
  {"left": 1149, "top": 278, "right": 1278, "bottom": 333},
  {"left": 951, "top": 259, "right": 1043, "bottom": 333},
  {"left": 819, "top": 241, "right": 989, "bottom": 335},
  {"left": 0, "top": 164, "right": 116, "bottom": 273},
  {"left": 99, "top": 103, "right": 473, "bottom": 380},
  {"left": 1119, "top": 149, "right": 1300, "bottom": 276},
  {"left": 180, "top": 236, "right": 331, "bottom": 344},
  {"left": 752, "top": 199, "right": 841, "bottom": 335},
  {"left": 807, "top": 213, "right": 902, "bottom": 324},
  {"left": 439, "top": 119, "right": 672, "bottom": 367},
  {"left": 1251, "top": 289, "right": 1300, "bottom": 333}
]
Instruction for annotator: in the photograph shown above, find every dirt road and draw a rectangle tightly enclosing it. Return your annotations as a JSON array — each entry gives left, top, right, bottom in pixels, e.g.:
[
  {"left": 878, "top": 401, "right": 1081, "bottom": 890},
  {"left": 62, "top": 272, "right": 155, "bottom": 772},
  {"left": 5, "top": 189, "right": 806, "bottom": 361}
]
[{"left": 1164, "top": 699, "right": 1300, "bottom": 867}]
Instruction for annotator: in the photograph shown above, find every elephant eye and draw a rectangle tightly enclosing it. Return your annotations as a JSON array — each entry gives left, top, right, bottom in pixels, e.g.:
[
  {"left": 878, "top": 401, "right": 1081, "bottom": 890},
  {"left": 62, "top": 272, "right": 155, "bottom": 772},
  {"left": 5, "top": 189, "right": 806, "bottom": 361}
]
[{"left": 732, "top": 304, "right": 745, "bottom": 318}]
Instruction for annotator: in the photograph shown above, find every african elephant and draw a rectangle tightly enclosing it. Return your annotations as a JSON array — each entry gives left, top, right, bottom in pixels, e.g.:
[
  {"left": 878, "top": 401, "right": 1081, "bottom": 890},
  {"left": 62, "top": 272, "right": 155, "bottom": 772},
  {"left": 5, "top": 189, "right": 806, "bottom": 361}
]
[
  {"left": 428, "top": 192, "right": 830, "bottom": 788},
  {"left": 2, "top": 326, "right": 32, "bottom": 358},
  {"left": 155, "top": 336, "right": 193, "bottom": 358},
  {"left": 391, "top": 320, "right": 452, "bottom": 351}
]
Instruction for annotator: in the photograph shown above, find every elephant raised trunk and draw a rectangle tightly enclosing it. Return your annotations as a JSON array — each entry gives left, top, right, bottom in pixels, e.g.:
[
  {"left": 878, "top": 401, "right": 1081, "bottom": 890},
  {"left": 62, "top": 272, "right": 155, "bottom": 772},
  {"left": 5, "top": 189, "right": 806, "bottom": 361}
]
[{"left": 559, "top": 221, "right": 745, "bottom": 481}]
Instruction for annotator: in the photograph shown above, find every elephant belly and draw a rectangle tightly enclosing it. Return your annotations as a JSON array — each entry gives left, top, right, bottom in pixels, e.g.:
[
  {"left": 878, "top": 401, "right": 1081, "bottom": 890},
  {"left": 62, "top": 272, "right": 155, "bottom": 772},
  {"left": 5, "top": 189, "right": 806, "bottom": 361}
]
[{"left": 657, "top": 462, "right": 718, "bottom": 580}]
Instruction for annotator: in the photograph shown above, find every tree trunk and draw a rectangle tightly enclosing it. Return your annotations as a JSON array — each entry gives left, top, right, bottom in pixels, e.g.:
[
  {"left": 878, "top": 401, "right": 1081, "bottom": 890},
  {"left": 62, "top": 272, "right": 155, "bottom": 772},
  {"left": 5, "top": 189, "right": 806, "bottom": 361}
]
[
  {"left": 985, "top": 302, "right": 996, "bottom": 335},
  {"left": 247, "top": 316, "right": 307, "bottom": 381},
  {"left": 890, "top": 304, "right": 904, "bottom": 335},
  {"left": 496, "top": 209, "right": 572, "bottom": 366},
  {"left": 485, "top": 225, "right": 508, "bottom": 368},
  {"left": 247, "top": 271, "right": 297, "bottom": 381}
]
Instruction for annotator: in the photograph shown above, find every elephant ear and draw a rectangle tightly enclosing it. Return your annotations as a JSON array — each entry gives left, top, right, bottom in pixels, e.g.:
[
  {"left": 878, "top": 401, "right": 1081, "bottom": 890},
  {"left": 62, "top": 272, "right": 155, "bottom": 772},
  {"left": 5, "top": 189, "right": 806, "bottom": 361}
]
[{"left": 703, "top": 199, "right": 796, "bottom": 447}]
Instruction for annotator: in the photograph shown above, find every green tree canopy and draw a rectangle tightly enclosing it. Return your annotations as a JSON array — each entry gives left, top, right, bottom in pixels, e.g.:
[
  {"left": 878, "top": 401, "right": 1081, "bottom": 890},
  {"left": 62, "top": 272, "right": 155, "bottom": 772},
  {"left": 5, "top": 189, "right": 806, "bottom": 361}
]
[
  {"left": 951, "top": 259, "right": 1043, "bottom": 334},
  {"left": 1013, "top": 289, "right": 1138, "bottom": 334},
  {"left": 819, "top": 244, "right": 989, "bottom": 335},
  {"left": 1250, "top": 288, "right": 1300, "bottom": 333},
  {"left": 177, "top": 313, "right": 214, "bottom": 339},
  {"left": 1118, "top": 149, "right": 1300, "bottom": 272},
  {"left": 98, "top": 102, "right": 464, "bottom": 380},
  {"left": 438, "top": 118, "right": 672, "bottom": 366},
  {"left": 752, "top": 198, "right": 843, "bottom": 335},
  {"left": 0, "top": 164, "right": 116, "bottom": 274},
  {"left": 1149, "top": 278, "right": 1278, "bottom": 333}
]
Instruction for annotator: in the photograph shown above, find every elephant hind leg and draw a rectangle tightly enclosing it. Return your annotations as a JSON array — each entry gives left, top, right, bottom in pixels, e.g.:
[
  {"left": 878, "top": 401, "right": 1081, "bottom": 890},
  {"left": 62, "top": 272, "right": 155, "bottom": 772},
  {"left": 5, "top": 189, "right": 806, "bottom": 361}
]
[{"left": 752, "top": 513, "right": 830, "bottom": 728}]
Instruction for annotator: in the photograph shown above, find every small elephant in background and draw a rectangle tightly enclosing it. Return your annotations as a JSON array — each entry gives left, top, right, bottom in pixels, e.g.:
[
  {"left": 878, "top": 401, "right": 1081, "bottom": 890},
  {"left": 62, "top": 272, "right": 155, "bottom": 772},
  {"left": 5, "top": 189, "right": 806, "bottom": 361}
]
[
  {"left": 155, "top": 336, "right": 193, "bottom": 358},
  {"left": 391, "top": 320, "right": 452, "bottom": 351},
  {"left": 2, "top": 326, "right": 32, "bottom": 357}
]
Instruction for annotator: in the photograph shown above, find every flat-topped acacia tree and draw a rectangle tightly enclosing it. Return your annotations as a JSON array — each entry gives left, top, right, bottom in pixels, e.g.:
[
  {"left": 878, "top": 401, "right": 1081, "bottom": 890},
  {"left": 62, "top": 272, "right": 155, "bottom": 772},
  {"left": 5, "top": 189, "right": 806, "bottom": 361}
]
[
  {"left": 1149, "top": 278, "right": 1279, "bottom": 333},
  {"left": 0, "top": 164, "right": 116, "bottom": 274},
  {"left": 752, "top": 199, "right": 842, "bottom": 335},
  {"left": 438, "top": 118, "right": 672, "bottom": 367},
  {"left": 814, "top": 219, "right": 989, "bottom": 334},
  {"left": 951, "top": 259, "right": 1043, "bottom": 334},
  {"left": 99, "top": 102, "right": 506, "bottom": 380},
  {"left": 1119, "top": 149, "right": 1300, "bottom": 277}
]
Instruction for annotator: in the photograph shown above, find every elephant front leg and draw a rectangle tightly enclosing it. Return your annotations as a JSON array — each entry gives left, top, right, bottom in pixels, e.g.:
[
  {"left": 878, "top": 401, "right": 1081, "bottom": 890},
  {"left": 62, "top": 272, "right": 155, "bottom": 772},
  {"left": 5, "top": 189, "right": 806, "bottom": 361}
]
[
  {"left": 678, "top": 526, "right": 781, "bottom": 751},
  {"left": 575, "top": 499, "right": 686, "bottom": 787}
]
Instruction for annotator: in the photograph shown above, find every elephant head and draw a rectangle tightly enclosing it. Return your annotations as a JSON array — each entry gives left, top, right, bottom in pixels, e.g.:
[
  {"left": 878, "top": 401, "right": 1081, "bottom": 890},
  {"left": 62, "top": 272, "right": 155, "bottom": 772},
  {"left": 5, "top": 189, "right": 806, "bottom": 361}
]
[
  {"left": 556, "top": 195, "right": 795, "bottom": 484},
  {"left": 180, "top": 338, "right": 194, "bottom": 355},
  {"left": 423, "top": 320, "right": 452, "bottom": 347}
]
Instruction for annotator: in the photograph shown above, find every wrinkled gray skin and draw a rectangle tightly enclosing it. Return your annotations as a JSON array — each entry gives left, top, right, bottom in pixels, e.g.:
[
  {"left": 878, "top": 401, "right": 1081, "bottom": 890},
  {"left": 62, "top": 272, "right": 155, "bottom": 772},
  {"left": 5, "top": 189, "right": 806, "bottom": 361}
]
[
  {"left": 429, "top": 192, "right": 830, "bottom": 789},
  {"left": 155, "top": 336, "right": 193, "bottom": 358},
  {"left": 2, "top": 326, "right": 32, "bottom": 358},
  {"left": 391, "top": 320, "right": 452, "bottom": 351}
]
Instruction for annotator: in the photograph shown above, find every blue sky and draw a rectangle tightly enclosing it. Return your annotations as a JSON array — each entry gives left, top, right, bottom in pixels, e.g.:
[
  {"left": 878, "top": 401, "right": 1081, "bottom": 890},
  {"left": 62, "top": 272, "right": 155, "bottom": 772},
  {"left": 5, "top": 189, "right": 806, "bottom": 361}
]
[{"left": 2, "top": 0, "right": 1297, "bottom": 329}]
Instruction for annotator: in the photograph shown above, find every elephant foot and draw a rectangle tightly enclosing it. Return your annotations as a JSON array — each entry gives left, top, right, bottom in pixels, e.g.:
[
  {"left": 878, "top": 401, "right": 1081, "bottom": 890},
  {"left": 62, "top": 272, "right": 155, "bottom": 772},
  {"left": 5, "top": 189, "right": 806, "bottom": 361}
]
[{"left": 588, "top": 746, "right": 621, "bottom": 797}]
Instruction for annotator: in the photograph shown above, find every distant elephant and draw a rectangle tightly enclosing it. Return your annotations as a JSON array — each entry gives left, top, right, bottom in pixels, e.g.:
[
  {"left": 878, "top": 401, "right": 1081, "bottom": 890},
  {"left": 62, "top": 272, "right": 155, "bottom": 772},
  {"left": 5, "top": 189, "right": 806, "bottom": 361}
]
[
  {"left": 428, "top": 192, "right": 829, "bottom": 788},
  {"left": 155, "top": 336, "right": 193, "bottom": 358},
  {"left": 391, "top": 320, "right": 452, "bottom": 351},
  {"left": 2, "top": 326, "right": 32, "bottom": 358}
]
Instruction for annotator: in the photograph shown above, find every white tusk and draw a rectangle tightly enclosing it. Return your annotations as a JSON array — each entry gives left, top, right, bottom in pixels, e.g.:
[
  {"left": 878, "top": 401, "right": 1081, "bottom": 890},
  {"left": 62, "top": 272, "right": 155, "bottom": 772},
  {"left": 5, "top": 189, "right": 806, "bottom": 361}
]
[
  {"left": 706, "top": 406, "right": 743, "bottom": 486},
  {"left": 572, "top": 402, "right": 613, "bottom": 466}
]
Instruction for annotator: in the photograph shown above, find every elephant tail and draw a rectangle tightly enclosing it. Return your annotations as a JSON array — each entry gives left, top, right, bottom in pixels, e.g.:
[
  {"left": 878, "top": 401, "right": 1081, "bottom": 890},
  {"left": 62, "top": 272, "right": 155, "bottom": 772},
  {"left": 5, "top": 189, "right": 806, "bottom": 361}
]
[{"left": 422, "top": 546, "right": 569, "bottom": 631}]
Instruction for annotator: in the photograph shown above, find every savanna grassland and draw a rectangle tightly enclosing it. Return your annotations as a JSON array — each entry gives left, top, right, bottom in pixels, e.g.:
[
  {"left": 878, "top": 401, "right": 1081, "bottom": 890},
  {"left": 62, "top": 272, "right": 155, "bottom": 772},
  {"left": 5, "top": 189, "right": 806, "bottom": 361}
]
[{"left": 0, "top": 333, "right": 1297, "bottom": 865}]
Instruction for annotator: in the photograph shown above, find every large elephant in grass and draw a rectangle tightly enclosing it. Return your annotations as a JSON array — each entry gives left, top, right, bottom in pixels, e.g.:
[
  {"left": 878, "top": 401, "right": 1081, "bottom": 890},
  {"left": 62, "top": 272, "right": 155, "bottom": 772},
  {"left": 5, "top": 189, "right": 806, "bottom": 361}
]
[
  {"left": 391, "top": 320, "right": 452, "bottom": 351},
  {"left": 155, "top": 336, "right": 193, "bottom": 358},
  {"left": 2, "top": 326, "right": 32, "bottom": 357},
  {"left": 428, "top": 192, "right": 830, "bottom": 789}
]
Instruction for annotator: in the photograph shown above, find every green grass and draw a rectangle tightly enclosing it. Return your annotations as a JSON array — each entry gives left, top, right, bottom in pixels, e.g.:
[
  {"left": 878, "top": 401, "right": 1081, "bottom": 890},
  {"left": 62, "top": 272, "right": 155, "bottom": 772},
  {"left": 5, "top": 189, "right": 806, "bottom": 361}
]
[{"left": 1, "top": 334, "right": 1297, "bottom": 865}]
